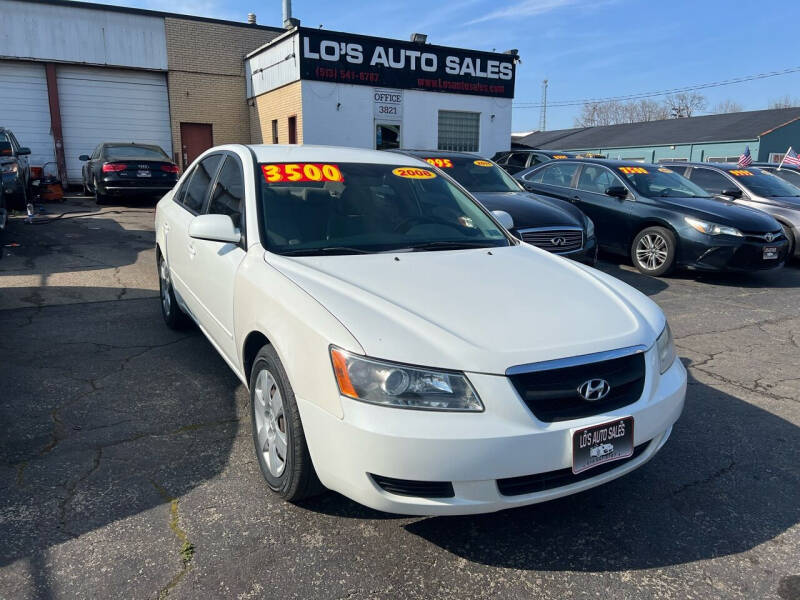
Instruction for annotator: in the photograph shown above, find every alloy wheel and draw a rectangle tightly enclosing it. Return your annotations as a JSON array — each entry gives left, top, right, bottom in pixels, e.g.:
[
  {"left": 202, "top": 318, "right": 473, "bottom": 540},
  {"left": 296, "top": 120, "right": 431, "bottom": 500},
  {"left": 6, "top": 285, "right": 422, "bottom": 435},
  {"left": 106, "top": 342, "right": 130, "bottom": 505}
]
[
  {"left": 159, "top": 258, "right": 171, "bottom": 316},
  {"left": 635, "top": 233, "right": 668, "bottom": 271},
  {"left": 253, "top": 369, "right": 288, "bottom": 478}
]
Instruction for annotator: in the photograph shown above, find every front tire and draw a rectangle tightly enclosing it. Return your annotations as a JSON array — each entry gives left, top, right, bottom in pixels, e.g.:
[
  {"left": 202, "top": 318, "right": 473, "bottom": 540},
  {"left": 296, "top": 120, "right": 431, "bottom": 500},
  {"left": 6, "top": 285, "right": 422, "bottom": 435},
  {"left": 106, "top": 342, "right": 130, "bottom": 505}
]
[
  {"left": 250, "top": 345, "right": 323, "bottom": 502},
  {"left": 157, "top": 253, "right": 189, "bottom": 329},
  {"left": 631, "top": 226, "right": 676, "bottom": 276}
]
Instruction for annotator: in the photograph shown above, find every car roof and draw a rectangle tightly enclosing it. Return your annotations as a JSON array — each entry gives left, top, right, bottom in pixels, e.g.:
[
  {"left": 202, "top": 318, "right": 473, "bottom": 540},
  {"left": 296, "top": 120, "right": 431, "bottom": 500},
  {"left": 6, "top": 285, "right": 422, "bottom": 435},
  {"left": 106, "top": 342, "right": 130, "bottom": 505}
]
[
  {"left": 529, "top": 158, "right": 652, "bottom": 168},
  {"left": 512, "top": 149, "right": 576, "bottom": 156},
  {"left": 250, "top": 144, "right": 424, "bottom": 166},
  {"left": 660, "top": 161, "right": 760, "bottom": 171},
  {"left": 391, "top": 149, "right": 482, "bottom": 159}
]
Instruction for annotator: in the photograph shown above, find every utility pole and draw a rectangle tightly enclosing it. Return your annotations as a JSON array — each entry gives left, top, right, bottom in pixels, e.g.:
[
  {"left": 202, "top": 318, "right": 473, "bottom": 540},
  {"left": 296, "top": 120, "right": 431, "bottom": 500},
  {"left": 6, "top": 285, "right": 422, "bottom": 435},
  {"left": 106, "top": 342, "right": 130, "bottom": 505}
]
[{"left": 539, "top": 79, "right": 548, "bottom": 131}]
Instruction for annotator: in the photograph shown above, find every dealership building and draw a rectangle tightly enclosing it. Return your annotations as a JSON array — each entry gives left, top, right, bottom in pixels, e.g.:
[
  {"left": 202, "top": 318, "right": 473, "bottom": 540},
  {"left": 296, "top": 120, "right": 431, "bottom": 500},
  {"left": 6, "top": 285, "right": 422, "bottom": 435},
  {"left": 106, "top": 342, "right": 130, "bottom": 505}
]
[{"left": 0, "top": 0, "right": 517, "bottom": 186}]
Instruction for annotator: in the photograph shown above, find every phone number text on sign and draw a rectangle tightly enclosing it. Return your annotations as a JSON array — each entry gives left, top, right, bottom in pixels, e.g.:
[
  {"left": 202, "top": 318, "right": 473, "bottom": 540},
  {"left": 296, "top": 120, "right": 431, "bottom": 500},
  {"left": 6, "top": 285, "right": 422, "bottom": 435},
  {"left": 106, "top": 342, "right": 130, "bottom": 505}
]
[{"left": 261, "top": 163, "right": 344, "bottom": 183}]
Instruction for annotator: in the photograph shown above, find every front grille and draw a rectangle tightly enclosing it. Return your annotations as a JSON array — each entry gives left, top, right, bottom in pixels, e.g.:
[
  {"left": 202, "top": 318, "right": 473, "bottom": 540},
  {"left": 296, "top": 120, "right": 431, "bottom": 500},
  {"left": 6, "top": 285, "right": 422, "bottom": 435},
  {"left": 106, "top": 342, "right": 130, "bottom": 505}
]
[
  {"left": 497, "top": 441, "right": 651, "bottom": 496},
  {"left": 370, "top": 474, "right": 455, "bottom": 498},
  {"left": 743, "top": 230, "right": 784, "bottom": 243},
  {"left": 519, "top": 227, "right": 583, "bottom": 253},
  {"left": 508, "top": 351, "right": 646, "bottom": 422}
]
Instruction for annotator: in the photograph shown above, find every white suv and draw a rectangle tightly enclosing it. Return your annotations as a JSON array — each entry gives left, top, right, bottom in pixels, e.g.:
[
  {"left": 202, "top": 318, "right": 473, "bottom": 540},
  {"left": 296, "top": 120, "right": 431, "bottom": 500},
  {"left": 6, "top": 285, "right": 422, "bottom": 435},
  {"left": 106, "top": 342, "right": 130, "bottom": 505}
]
[{"left": 155, "top": 144, "right": 686, "bottom": 515}]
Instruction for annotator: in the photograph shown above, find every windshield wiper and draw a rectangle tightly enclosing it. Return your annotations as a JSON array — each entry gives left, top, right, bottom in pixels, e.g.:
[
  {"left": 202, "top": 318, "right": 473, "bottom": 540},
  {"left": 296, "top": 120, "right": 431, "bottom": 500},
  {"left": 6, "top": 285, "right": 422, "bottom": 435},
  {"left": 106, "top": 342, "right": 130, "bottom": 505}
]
[
  {"left": 279, "top": 246, "right": 372, "bottom": 256},
  {"left": 407, "top": 240, "right": 499, "bottom": 252}
]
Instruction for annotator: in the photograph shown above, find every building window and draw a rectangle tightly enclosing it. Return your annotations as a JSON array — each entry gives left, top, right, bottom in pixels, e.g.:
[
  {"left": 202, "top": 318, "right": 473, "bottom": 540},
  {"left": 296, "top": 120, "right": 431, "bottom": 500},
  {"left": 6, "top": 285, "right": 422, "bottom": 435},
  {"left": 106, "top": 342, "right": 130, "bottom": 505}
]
[
  {"left": 769, "top": 153, "right": 785, "bottom": 163},
  {"left": 438, "top": 111, "right": 479, "bottom": 152},
  {"left": 658, "top": 157, "right": 688, "bottom": 163},
  {"left": 271, "top": 119, "right": 279, "bottom": 144},
  {"left": 288, "top": 116, "right": 297, "bottom": 145},
  {"left": 706, "top": 156, "right": 740, "bottom": 163}
]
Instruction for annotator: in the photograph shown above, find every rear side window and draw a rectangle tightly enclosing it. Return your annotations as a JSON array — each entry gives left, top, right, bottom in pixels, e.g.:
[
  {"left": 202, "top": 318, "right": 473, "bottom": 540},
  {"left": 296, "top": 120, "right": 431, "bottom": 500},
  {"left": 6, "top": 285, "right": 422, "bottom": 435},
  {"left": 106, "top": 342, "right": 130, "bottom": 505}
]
[
  {"left": 505, "top": 152, "right": 529, "bottom": 167},
  {"left": 688, "top": 168, "right": 732, "bottom": 195},
  {"left": 207, "top": 156, "right": 244, "bottom": 229},
  {"left": 183, "top": 155, "right": 223, "bottom": 212},
  {"left": 538, "top": 163, "right": 580, "bottom": 188},
  {"left": 577, "top": 165, "right": 621, "bottom": 194}
]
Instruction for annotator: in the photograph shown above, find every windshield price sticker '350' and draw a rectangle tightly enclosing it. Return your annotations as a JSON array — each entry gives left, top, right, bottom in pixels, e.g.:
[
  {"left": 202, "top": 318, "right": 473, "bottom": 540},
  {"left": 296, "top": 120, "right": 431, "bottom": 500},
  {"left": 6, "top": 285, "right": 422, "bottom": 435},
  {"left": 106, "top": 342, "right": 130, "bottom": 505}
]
[
  {"left": 392, "top": 167, "right": 437, "bottom": 179},
  {"left": 730, "top": 169, "right": 753, "bottom": 176},
  {"left": 425, "top": 158, "right": 453, "bottom": 168},
  {"left": 473, "top": 160, "right": 493, "bottom": 167},
  {"left": 619, "top": 167, "right": 648, "bottom": 174},
  {"left": 262, "top": 163, "right": 344, "bottom": 183}
]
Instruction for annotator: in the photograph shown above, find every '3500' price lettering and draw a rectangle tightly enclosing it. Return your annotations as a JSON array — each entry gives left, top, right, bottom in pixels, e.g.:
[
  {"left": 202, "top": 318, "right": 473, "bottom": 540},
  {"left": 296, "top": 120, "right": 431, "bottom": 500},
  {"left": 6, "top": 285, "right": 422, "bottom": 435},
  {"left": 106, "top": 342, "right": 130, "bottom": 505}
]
[{"left": 261, "top": 163, "right": 344, "bottom": 183}]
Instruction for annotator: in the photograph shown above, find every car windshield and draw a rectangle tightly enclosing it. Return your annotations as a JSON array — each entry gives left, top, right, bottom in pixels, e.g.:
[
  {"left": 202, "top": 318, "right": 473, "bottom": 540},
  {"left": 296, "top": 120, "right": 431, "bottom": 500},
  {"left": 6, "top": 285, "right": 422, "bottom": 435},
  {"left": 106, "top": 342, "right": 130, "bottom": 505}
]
[
  {"left": 771, "top": 168, "right": 800, "bottom": 188},
  {"left": 0, "top": 132, "right": 11, "bottom": 156},
  {"left": 730, "top": 168, "right": 800, "bottom": 197},
  {"left": 259, "top": 162, "right": 511, "bottom": 255},
  {"left": 619, "top": 166, "right": 712, "bottom": 198},
  {"left": 105, "top": 145, "right": 169, "bottom": 160},
  {"left": 419, "top": 156, "right": 521, "bottom": 193}
]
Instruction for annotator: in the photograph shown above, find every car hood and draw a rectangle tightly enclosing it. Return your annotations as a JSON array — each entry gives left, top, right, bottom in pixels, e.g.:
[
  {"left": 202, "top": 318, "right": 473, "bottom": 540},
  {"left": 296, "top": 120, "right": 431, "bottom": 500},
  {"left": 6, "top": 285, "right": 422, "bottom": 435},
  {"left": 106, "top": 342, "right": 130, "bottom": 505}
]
[
  {"left": 267, "top": 245, "right": 664, "bottom": 374},
  {"left": 656, "top": 196, "right": 780, "bottom": 231},
  {"left": 471, "top": 191, "right": 584, "bottom": 229}
]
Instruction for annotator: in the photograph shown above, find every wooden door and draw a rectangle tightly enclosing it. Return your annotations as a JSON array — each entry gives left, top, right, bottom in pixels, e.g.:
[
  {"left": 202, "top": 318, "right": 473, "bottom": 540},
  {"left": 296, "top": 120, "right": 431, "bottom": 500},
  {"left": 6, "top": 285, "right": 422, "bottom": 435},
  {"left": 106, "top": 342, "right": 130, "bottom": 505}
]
[{"left": 180, "top": 123, "right": 213, "bottom": 169}]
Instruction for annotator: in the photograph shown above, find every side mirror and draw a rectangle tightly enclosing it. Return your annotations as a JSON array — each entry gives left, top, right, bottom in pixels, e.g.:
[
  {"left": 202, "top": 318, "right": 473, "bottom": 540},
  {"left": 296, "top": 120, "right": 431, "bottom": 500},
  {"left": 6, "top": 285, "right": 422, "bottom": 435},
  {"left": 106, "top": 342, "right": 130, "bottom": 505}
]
[
  {"left": 17, "top": 147, "right": 31, "bottom": 156},
  {"left": 605, "top": 186, "right": 628, "bottom": 199},
  {"left": 492, "top": 210, "right": 515, "bottom": 230},
  {"left": 188, "top": 214, "right": 241, "bottom": 244},
  {"left": 79, "top": 154, "right": 90, "bottom": 161},
  {"left": 719, "top": 188, "right": 743, "bottom": 199}
]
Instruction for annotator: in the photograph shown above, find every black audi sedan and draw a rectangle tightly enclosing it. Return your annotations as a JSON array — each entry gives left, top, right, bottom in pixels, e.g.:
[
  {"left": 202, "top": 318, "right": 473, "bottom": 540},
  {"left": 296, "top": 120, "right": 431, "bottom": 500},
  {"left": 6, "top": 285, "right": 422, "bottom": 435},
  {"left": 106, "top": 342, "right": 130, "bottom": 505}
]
[
  {"left": 516, "top": 158, "right": 788, "bottom": 276},
  {"left": 391, "top": 150, "right": 597, "bottom": 265},
  {"left": 79, "top": 143, "right": 179, "bottom": 204}
]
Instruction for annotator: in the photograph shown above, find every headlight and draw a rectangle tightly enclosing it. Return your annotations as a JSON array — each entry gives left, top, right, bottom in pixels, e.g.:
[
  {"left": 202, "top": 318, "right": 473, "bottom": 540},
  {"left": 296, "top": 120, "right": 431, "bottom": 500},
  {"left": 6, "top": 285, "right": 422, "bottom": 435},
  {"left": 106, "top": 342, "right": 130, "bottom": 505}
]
[
  {"left": 0, "top": 162, "right": 18, "bottom": 174},
  {"left": 656, "top": 323, "right": 677, "bottom": 374},
  {"left": 684, "top": 217, "right": 742, "bottom": 237},
  {"left": 584, "top": 216, "right": 595, "bottom": 238},
  {"left": 330, "top": 347, "right": 483, "bottom": 411}
]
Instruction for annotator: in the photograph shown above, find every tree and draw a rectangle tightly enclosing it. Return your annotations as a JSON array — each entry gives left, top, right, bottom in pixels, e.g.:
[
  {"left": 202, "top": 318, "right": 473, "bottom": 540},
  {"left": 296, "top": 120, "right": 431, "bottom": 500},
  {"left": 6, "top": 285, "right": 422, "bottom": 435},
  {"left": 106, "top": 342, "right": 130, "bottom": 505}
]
[
  {"left": 664, "top": 92, "right": 707, "bottom": 118},
  {"left": 574, "top": 99, "right": 670, "bottom": 127},
  {"left": 768, "top": 95, "right": 800, "bottom": 109},
  {"left": 711, "top": 99, "right": 743, "bottom": 114}
]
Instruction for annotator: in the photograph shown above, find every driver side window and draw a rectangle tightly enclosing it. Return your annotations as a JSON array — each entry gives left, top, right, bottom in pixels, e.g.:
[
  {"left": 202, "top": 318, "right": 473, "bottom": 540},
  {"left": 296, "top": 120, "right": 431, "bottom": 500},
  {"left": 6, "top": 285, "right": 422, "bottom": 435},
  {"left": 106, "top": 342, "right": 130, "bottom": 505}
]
[
  {"left": 577, "top": 166, "right": 621, "bottom": 195},
  {"left": 688, "top": 168, "right": 732, "bottom": 195}
]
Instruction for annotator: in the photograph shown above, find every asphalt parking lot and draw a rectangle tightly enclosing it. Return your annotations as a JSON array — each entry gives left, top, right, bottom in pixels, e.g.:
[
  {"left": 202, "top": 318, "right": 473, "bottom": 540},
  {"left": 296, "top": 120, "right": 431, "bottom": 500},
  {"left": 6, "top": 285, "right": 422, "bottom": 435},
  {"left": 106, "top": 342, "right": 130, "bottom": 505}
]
[{"left": 1, "top": 195, "right": 798, "bottom": 600}]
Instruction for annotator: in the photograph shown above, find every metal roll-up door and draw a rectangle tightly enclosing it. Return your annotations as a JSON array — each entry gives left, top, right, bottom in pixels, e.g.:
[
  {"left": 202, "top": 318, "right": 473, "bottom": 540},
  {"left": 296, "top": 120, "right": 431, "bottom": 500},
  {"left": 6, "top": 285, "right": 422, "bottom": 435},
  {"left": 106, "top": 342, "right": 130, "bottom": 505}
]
[
  {"left": 57, "top": 66, "right": 172, "bottom": 183},
  {"left": 0, "top": 60, "right": 54, "bottom": 168}
]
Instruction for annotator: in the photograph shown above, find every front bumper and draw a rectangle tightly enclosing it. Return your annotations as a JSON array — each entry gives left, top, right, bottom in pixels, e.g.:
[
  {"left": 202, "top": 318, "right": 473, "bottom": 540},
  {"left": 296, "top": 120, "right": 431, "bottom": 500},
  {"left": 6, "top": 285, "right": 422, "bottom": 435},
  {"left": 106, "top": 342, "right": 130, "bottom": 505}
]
[
  {"left": 298, "top": 347, "right": 686, "bottom": 515},
  {"left": 678, "top": 229, "right": 789, "bottom": 272},
  {"left": 561, "top": 236, "right": 598, "bottom": 266}
]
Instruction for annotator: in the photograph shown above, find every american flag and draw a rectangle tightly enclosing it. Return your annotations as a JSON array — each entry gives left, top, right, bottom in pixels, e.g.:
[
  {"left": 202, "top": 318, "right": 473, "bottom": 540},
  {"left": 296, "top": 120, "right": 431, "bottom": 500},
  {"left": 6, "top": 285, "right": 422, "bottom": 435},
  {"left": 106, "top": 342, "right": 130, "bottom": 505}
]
[
  {"left": 738, "top": 145, "right": 752, "bottom": 168},
  {"left": 782, "top": 147, "right": 800, "bottom": 167}
]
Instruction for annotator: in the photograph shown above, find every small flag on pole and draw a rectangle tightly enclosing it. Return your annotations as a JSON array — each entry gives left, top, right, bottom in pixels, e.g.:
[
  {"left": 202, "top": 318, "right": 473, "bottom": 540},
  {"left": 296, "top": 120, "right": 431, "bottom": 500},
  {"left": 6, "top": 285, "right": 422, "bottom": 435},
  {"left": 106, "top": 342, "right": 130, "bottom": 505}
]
[
  {"left": 738, "top": 145, "right": 752, "bottom": 168},
  {"left": 781, "top": 147, "right": 800, "bottom": 168}
]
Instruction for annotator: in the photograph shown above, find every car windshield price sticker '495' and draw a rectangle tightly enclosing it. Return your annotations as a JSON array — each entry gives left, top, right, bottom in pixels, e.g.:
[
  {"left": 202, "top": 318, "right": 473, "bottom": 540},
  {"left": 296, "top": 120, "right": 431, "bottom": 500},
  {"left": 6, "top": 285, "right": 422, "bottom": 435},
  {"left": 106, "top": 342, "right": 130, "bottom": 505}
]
[
  {"left": 392, "top": 167, "right": 437, "bottom": 179},
  {"left": 473, "top": 160, "right": 493, "bottom": 167},
  {"left": 424, "top": 158, "right": 453, "bottom": 168},
  {"left": 552, "top": 155, "right": 568, "bottom": 159},
  {"left": 619, "top": 167, "right": 648, "bottom": 174},
  {"left": 572, "top": 416, "right": 634, "bottom": 474},
  {"left": 262, "top": 163, "right": 344, "bottom": 183},
  {"left": 730, "top": 169, "right": 753, "bottom": 176}
]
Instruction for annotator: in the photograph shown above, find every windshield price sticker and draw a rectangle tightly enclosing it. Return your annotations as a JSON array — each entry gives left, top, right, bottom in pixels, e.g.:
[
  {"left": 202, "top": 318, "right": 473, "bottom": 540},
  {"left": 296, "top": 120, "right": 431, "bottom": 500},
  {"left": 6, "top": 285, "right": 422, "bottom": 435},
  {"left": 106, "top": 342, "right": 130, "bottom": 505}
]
[
  {"left": 262, "top": 163, "right": 344, "bottom": 183},
  {"left": 730, "top": 169, "right": 753, "bottom": 176},
  {"left": 425, "top": 158, "right": 453, "bottom": 168},
  {"left": 658, "top": 167, "right": 673, "bottom": 173},
  {"left": 473, "top": 160, "right": 493, "bottom": 167},
  {"left": 619, "top": 167, "right": 648, "bottom": 174},
  {"left": 553, "top": 155, "right": 568, "bottom": 159},
  {"left": 392, "top": 167, "right": 436, "bottom": 179}
]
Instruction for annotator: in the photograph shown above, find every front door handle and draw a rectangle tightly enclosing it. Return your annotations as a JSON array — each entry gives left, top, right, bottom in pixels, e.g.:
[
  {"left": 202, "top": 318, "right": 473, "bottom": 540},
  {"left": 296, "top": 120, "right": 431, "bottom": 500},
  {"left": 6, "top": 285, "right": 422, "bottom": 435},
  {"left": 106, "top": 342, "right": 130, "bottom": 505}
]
[{"left": 571, "top": 195, "right": 581, "bottom": 202}]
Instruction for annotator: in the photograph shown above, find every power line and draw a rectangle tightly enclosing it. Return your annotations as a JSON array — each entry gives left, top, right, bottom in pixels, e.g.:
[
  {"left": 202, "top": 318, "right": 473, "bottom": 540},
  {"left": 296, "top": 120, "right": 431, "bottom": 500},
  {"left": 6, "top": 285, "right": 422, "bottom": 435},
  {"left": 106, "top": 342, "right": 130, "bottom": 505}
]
[{"left": 512, "top": 66, "right": 800, "bottom": 109}]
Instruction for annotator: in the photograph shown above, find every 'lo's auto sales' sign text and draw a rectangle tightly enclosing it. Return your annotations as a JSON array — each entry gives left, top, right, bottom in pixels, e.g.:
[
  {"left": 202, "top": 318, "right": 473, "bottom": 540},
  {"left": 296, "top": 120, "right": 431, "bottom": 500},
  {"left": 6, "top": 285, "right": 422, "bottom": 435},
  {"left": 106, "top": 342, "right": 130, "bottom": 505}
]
[{"left": 299, "top": 28, "right": 516, "bottom": 99}]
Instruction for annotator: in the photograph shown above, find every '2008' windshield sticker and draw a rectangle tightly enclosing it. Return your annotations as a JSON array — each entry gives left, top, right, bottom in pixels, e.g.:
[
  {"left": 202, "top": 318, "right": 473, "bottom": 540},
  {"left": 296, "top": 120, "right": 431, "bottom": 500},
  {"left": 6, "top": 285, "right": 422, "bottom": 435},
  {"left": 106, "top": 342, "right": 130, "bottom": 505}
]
[
  {"left": 730, "top": 169, "right": 753, "bottom": 176},
  {"left": 262, "top": 163, "right": 344, "bottom": 183},
  {"left": 619, "top": 167, "right": 648, "bottom": 174},
  {"left": 473, "top": 160, "right": 493, "bottom": 167},
  {"left": 425, "top": 158, "right": 453, "bottom": 168},
  {"left": 392, "top": 167, "right": 436, "bottom": 179}
]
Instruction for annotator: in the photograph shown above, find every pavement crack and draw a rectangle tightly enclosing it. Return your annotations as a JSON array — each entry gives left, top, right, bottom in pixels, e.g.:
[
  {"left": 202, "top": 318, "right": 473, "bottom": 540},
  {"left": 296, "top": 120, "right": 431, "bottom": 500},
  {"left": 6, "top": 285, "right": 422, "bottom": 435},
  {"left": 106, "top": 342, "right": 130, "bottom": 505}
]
[
  {"left": 152, "top": 480, "right": 195, "bottom": 599},
  {"left": 58, "top": 447, "right": 102, "bottom": 536},
  {"left": 671, "top": 457, "right": 736, "bottom": 496}
]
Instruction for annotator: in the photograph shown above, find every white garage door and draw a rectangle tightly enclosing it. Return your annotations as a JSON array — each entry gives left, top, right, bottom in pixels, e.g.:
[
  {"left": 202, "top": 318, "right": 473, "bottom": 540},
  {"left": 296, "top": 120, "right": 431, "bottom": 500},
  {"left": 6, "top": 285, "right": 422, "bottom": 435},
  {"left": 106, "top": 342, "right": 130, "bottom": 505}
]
[
  {"left": 0, "top": 60, "right": 54, "bottom": 168},
  {"left": 57, "top": 66, "right": 172, "bottom": 183}
]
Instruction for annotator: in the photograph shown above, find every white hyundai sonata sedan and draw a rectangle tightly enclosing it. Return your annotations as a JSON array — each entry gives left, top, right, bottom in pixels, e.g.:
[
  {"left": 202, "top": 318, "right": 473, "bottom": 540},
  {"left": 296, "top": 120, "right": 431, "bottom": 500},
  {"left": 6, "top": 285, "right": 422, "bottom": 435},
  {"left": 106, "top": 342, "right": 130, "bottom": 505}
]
[{"left": 155, "top": 144, "right": 686, "bottom": 515}]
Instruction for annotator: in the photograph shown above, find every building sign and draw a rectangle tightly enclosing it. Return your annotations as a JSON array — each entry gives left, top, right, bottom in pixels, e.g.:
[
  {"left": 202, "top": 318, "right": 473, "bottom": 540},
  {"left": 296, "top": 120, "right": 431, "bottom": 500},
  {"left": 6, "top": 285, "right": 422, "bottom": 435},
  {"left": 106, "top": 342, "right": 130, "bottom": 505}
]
[
  {"left": 373, "top": 88, "right": 403, "bottom": 119},
  {"left": 299, "top": 28, "right": 516, "bottom": 99}
]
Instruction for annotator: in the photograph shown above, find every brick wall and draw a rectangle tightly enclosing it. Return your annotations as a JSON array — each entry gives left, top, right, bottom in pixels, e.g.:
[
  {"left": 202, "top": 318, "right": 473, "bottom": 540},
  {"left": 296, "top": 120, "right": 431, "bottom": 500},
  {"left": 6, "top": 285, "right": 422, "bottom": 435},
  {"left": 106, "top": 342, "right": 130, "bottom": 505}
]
[
  {"left": 250, "top": 82, "right": 303, "bottom": 145},
  {"left": 164, "top": 18, "right": 281, "bottom": 168}
]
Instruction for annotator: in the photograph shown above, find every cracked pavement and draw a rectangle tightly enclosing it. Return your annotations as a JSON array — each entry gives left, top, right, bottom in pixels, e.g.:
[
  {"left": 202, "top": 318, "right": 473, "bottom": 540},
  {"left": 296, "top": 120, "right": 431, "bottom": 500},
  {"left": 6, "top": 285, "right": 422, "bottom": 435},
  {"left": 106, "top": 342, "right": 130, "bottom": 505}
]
[{"left": 1, "top": 195, "right": 798, "bottom": 599}]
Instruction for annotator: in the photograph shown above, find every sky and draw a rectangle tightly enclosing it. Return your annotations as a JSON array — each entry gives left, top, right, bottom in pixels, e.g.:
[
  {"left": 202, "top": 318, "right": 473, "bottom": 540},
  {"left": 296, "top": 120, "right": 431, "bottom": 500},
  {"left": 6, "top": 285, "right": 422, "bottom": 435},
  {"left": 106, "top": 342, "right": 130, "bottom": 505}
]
[{"left": 93, "top": 0, "right": 800, "bottom": 132}]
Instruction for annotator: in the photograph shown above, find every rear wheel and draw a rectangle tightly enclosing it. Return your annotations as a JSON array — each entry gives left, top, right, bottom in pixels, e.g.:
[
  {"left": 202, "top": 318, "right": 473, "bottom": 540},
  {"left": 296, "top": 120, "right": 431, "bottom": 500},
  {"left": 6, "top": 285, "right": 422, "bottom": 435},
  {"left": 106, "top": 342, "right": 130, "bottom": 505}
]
[
  {"left": 631, "top": 226, "right": 676, "bottom": 276},
  {"left": 94, "top": 177, "right": 107, "bottom": 205},
  {"left": 250, "top": 345, "right": 324, "bottom": 502}
]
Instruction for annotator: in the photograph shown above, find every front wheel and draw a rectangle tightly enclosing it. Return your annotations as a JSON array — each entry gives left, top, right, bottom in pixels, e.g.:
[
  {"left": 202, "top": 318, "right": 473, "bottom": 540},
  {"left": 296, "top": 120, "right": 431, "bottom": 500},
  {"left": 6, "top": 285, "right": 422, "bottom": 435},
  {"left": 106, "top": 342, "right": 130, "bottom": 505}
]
[
  {"left": 157, "top": 253, "right": 189, "bottom": 329},
  {"left": 631, "top": 226, "right": 676, "bottom": 276},
  {"left": 250, "top": 345, "right": 324, "bottom": 502}
]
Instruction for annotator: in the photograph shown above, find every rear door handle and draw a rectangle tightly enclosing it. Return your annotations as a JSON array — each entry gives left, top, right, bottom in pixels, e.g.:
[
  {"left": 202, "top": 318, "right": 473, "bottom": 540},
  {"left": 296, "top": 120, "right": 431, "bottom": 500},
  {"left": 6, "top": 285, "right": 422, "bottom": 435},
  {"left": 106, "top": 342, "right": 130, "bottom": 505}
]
[
  {"left": 188, "top": 242, "right": 196, "bottom": 257},
  {"left": 571, "top": 195, "right": 581, "bottom": 202}
]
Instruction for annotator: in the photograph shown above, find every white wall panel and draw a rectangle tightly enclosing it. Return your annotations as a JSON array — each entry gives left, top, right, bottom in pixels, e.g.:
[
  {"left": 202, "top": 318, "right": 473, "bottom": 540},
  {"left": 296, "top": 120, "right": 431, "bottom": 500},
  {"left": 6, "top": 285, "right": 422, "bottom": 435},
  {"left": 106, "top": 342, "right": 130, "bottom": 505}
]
[
  {"left": 0, "top": 0, "right": 167, "bottom": 70},
  {"left": 57, "top": 66, "right": 172, "bottom": 182},
  {"left": 0, "top": 60, "right": 54, "bottom": 167},
  {"left": 247, "top": 34, "right": 300, "bottom": 98}
]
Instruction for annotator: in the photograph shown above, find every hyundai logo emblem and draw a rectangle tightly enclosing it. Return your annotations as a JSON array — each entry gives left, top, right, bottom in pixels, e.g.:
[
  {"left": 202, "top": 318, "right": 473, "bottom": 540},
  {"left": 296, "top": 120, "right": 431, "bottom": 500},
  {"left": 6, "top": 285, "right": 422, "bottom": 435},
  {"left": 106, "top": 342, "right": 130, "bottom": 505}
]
[
  {"left": 764, "top": 232, "right": 775, "bottom": 242},
  {"left": 551, "top": 236, "right": 567, "bottom": 246},
  {"left": 577, "top": 379, "right": 611, "bottom": 402}
]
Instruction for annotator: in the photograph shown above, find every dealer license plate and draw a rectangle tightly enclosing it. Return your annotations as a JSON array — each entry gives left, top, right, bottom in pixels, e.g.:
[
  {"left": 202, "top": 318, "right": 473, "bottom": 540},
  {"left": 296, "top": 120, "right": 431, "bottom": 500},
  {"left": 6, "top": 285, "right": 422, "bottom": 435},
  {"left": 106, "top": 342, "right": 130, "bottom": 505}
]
[
  {"left": 763, "top": 246, "right": 778, "bottom": 260},
  {"left": 137, "top": 170, "right": 151, "bottom": 178},
  {"left": 572, "top": 416, "right": 634, "bottom": 474}
]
